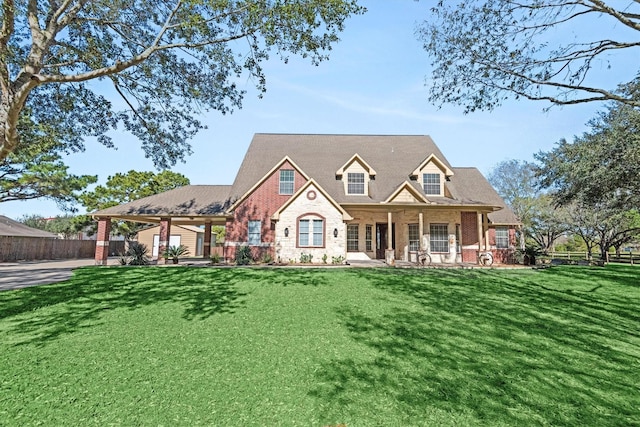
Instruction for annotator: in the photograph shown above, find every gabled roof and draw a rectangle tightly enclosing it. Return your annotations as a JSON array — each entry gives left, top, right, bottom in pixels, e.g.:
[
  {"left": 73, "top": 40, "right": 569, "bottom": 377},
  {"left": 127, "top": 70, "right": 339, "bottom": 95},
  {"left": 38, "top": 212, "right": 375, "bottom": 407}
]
[
  {"left": 92, "top": 185, "right": 232, "bottom": 224},
  {"left": 335, "top": 153, "right": 377, "bottom": 176},
  {"left": 384, "top": 181, "right": 430, "bottom": 204},
  {"left": 228, "top": 156, "right": 309, "bottom": 212},
  {"left": 0, "top": 216, "right": 58, "bottom": 238},
  {"left": 411, "top": 153, "right": 454, "bottom": 177},
  {"left": 230, "top": 134, "right": 455, "bottom": 204},
  {"left": 272, "top": 179, "right": 353, "bottom": 221}
]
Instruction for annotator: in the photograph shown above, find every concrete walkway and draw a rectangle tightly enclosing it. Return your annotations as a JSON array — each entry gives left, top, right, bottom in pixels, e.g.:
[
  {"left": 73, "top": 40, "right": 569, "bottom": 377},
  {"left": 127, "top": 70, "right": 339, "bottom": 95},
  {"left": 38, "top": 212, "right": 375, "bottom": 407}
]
[{"left": 0, "top": 258, "right": 117, "bottom": 292}]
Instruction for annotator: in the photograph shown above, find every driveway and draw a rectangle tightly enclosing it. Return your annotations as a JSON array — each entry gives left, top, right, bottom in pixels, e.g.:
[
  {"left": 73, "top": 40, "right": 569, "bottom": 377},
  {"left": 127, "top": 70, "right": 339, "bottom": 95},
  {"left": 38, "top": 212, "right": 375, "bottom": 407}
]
[{"left": 0, "top": 258, "right": 117, "bottom": 291}]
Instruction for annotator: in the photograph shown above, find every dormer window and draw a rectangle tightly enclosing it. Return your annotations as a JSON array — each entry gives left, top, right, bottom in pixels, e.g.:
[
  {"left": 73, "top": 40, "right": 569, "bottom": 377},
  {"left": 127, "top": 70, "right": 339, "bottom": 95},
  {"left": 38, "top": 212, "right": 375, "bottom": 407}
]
[
  {"left": 423, "top": 173, "right": 441, "bottom": 195},
  {"left": 347, "top": 173, "right": 365, "bottom": 195}
]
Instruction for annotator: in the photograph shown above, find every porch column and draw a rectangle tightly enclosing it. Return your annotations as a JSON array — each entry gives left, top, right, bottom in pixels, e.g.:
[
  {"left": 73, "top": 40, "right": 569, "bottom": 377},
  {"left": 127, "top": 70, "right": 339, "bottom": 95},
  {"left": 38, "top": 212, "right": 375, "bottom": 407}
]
[
  {"left": 477, "top": 212, "right": 484, "bottom": 253},
  {"left": 158, "top": 217, "right": 172, "bottom": 265},
  {"left": 386, "top": 211, "right": 395, "bottom": 265},
  {"left": 94, "top": 217, "right": 111, "bottom": 265},
  {"left": 203, "top": 221, "right": 212, "bottom": 259},
  {"left": 418, "top": 212, "right": 424, "bottom": 250},
  {"left": 483, "top": 213, "right": 490, "bottom": 251}
]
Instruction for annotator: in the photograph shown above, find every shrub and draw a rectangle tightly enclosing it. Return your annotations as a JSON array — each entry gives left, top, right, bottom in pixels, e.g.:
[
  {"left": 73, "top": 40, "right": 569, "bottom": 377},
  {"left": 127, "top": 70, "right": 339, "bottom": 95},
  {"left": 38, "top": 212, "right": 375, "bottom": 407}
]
[
  {"left": 235, "top": 246, "right": 253, "bottom": 265},
  {"left": 122, "top": 242, "right": 150, "bottom": 266},
  {"left": 299, "top": 253, "right": 313, "bottom": 263},
  {"left": 260, "top": 252, "right": 273, "bottom": 264},
  {"left": 210, "top": 252, "right": 221, "bottom": 264},
  {"left": 322, "top": 254, "right": 328, "bottom": 264},
  {"left": 163, "top": 245, "right": 190, "bottom": 264},
  {"left": 331, "top": 255, "right": 345, "bottom": 265}
]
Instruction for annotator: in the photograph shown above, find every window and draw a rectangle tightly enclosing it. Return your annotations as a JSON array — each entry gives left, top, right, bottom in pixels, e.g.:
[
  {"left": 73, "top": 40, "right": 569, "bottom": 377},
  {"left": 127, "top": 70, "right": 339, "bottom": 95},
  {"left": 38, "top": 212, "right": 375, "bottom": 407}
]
[
  {"left": 495, "top": 227, "right": 509, "bottom": 249},
  {"left": 248, "top": 220, "right": 261, "bottom": 245},
  {"left": 423, "top": 173, "right": 441, "bottom": 195},
  {"left": 408, "top": 224, "right": 420, "bottom": 251},
  {"left": 365, "top": 224, "right": 373, "bottom": 252},
  {"left": 430, "top": 224, "right": 449, "bottom": 253},
  {"left": 299, "top": 217, "right": 323, "bottom": 247},
  {"left": 347, "top": 224, "right": 359, "bottom": 252},
  {"left": 279, "top": 169, "right": 294, "bottom": 195},
  {"left": 347, "top": 173, "right": 365, "bottom": 195}
]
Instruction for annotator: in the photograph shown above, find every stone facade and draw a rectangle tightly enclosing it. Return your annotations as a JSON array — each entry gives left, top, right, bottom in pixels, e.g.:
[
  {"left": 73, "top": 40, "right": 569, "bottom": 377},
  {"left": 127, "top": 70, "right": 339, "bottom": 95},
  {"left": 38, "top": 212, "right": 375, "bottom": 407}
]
[{"left": 275, "top": 183, "right": 346, "bottom": 263}]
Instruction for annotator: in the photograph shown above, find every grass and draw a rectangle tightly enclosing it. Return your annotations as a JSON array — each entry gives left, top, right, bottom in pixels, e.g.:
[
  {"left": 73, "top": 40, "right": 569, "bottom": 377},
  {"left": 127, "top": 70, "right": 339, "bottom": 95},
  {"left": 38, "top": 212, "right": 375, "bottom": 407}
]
[{"left": 0, "top": 265, "right": 639, "bottom": 426}]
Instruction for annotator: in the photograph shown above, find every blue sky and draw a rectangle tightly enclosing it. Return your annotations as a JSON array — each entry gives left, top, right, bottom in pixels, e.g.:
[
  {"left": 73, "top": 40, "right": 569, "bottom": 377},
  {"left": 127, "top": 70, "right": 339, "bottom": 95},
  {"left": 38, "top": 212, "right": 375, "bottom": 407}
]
[{"left": 0, "top": 0, "right": 625, "bottom": 220}]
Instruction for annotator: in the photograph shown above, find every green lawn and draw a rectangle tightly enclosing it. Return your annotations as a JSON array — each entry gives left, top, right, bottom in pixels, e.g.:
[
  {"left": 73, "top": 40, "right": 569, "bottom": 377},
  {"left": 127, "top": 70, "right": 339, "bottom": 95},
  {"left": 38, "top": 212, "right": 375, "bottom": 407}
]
[{"left": 1, "top": 265, "right": 638, "bottom": 426}]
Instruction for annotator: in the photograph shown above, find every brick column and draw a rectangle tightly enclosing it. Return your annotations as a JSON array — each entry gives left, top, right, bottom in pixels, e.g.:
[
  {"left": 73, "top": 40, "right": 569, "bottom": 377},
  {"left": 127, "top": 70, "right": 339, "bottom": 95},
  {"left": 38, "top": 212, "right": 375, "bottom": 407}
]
[
  {"left": 158, "top": 217, "right": 172, "bottom": 265},
  {"left": 95, "top": 217, "right": 111, "bottom": 265},
  {"left": 203, "top": 221, "right": 212, "bottom": 259}
]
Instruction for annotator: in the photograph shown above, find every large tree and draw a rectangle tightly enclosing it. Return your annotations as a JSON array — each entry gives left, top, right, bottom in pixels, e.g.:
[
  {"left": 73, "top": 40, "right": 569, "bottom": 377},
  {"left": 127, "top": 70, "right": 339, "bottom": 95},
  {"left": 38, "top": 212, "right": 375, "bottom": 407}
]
[
  {"left": 19, "top": 213, "right": 86, "bottom": 238},
  {"left": 536, "top": 98, "right": 640, "bottom": 209},
  {"left": 78, "top": 169, "right": 190, "bottom": 239},
  {"left": 1, "top": 110, "right": 96, "bottom": 206},
  {"left": 0, "top": 1, "right": 364, "bottom": 167},
  {"left": 488, "top": 159, "right": 568, "bottom": 252},
  {"left": 419, "top": 1, "right": 640, "bottom": 112},
  {"left": 566, "top": 201, "right": 640, "bottom": 260}
]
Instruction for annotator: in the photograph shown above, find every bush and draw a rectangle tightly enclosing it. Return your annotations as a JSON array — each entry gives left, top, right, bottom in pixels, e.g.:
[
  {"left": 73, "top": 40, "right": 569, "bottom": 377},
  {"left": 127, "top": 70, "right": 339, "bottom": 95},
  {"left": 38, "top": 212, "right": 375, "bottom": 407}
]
[
  {"left": 235, "top": 246, "right": 253, "bottom": 265},
  {"left": 163, "top": 245, "right": 190, "bottom": 264},
  {"left": 331, "top": 255, "right": 345, "bottom": 264},
  {"left": 210, "top": 252, "right": 221, "bottom": 264},
  {"left": 260, "top": 252, "right": 273, "bottom": 264},
  {"left": 121, "top": 242, "right": 150, "bottom": 266},
  {"left": 299, "top": 253, "right": 313, "bottom": 263}
]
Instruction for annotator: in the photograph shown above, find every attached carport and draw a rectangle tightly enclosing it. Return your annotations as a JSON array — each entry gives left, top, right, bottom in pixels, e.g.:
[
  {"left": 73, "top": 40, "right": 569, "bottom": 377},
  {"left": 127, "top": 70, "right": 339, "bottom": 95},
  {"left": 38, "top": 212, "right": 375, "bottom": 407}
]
[{"left": 91, "top": 185, "right": 232, "bottom": 265}]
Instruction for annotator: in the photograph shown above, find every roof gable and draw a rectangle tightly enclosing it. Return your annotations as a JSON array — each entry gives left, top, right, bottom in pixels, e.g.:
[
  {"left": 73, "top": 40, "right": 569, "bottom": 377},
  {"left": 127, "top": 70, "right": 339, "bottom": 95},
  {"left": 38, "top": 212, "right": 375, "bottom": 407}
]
[
  {"left": 384, "top": 181, "right": 429, "bottom": 204},
  {"left": 272, "top": 179, "right": 352, "bottom": 221},
  {"left": 230, "top": 134, "right": 457, "bottom": 205},
  {"left": 228, "top": 156, "right": 309, "bottom": 212},
  {"left": 335, "top": 153, "right": 377, "bottom": 177},
  {"left": 411, "top": 154, "right": 454, "bottom": 177}
]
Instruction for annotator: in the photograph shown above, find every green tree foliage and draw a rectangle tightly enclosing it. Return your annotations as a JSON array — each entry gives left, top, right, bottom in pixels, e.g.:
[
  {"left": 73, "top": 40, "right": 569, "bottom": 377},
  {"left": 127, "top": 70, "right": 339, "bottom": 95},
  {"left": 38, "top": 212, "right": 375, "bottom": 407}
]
[
  {"left": 566, "top": 202, "right": 640, "bottom": 260},
  {"left": 488, "top": 159, "right": 568, "bottom": 252},
  {"left": 418, "top": 1, "right": 640, "bottom": 112},
  {"left": 78, "top": 170, "right": 190, "bottom": 239},
  {"left": 0, "top": 1, "right": 364, "bottom": 167},
  {"left": 18, "top": 213, "right": 85, "bottom": 238},
  {"left": 1, "top": 112, "right": 97, "bottom": 206},
  {"left": 536, "top": 99, "right": 640, "bottom": 210}
]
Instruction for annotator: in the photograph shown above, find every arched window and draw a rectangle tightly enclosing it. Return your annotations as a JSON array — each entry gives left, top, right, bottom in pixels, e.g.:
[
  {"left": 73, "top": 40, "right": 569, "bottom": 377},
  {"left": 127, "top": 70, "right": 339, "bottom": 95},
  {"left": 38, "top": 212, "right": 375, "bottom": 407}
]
[{"left": 298, "top": 214, "right": 325, "bottom": 247}]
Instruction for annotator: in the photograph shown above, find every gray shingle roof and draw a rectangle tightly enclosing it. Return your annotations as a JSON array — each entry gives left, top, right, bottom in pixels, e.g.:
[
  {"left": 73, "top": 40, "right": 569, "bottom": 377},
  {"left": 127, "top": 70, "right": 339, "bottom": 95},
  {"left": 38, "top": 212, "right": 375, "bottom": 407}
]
[
  {"left": 92, "top": 185, "right": 232, "bottom": 218},
  {"left": 231, "top": 134, "right": 455, "bottom": 204},
  {"left": 91, "top": 134, "right": 519, "bottom": 226},
  {"left": 0, "top": 216, "right": 58, "bottom": 238},
  {"left": 231, "top": 134, "right": 518, "bottom": 222}
]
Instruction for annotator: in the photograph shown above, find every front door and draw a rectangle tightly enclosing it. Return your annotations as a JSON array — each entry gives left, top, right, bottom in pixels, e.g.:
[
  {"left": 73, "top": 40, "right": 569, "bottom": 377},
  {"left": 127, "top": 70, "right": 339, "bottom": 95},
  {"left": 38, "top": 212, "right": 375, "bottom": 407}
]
[{"left": 375, "top": 223, "right": 395, "bottom": 259}]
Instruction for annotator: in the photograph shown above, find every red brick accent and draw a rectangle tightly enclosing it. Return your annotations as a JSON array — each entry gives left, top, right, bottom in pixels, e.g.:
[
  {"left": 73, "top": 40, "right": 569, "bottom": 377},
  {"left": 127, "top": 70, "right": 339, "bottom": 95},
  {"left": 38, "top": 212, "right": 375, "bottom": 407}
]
[
  {"left": 225, "top": 161, "right": 307, "bottom": 262},
  {"left": 158, "top": 218, "right": 171, "bottom": 265},
  {"left": 94, "top": 217, "right": 111, "bottom": 265},
  {"left": 460, "top": 212, "right": 478, "bottom": 263},
  {"left": 203, "top": 221, "right": 212, "bottom": 259}
]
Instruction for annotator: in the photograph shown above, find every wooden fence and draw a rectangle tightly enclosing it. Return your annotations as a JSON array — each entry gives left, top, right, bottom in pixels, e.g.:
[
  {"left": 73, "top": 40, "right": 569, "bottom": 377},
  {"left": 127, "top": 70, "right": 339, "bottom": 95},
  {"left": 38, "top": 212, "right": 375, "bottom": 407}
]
[
  {"left": 0, "top": 237, "right": 125, "bottom": 262},
  {"left": 547, "top": 250, "right": 639, "bottom": 265}
]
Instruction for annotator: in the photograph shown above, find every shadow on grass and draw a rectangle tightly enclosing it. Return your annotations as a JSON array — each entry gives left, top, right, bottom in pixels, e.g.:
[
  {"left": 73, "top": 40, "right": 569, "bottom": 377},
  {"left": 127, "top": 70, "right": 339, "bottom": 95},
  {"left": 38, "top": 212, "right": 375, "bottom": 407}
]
[
  {"left": 311, "top": 266, "right": 640, "bottom": 425},
  {"left": 0, "top": 267, "right": 250, "bottom": 346}
]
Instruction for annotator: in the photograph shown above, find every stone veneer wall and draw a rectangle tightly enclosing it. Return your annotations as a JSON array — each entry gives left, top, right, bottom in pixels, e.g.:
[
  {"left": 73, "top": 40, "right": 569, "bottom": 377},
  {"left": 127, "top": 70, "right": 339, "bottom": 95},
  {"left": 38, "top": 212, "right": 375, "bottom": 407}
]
[{"left": 275, "top": 184, "right": 346, "bottom": 263}]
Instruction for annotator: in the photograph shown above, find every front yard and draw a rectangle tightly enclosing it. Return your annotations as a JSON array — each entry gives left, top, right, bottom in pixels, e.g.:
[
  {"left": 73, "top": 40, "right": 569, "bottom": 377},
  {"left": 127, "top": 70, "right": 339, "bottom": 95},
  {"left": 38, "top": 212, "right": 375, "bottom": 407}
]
[{"left": 0, "top": 265, "right": 638, "bottom": 426}]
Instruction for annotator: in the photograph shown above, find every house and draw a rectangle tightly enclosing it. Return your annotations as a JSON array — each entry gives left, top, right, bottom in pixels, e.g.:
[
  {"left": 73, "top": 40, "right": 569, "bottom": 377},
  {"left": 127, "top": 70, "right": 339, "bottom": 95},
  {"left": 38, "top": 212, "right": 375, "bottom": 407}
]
[
  {"left": 0, "top": 215, "right": 58, "bottom": 238},
  {"left": 137, "top": 224, "right": 206, "bottom": 258},
  {"left": 92, "top": 134, "right": 519, "bottom": 265}
]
